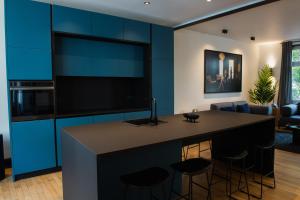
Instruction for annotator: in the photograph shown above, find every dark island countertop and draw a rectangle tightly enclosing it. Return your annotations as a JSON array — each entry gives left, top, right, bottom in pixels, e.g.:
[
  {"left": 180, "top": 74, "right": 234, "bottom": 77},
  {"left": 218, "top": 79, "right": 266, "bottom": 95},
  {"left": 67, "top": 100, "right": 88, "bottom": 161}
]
[{"left": 62, "top": 110, "right": 274, "bottom": 156}]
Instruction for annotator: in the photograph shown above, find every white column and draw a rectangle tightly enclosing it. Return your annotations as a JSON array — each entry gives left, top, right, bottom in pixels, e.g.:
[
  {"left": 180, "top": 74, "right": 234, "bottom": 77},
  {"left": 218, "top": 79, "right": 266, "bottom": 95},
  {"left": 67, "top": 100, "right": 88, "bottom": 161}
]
[{"left": 0, "top": 0, "right": 11, "bottom": 159}]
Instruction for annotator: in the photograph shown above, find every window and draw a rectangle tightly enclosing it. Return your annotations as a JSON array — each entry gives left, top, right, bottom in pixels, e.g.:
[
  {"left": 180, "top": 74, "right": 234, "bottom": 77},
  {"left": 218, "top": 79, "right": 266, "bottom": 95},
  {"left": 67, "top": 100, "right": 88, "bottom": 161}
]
[{"left": 292, "top": 46, "right": 300, "bottom": 101}]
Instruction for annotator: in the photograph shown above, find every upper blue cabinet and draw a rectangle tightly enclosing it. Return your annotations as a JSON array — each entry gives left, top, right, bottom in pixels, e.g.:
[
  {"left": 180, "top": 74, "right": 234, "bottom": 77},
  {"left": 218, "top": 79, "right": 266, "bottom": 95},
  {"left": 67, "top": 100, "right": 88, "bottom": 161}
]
[
  {"left": 124, "top": 20, "right": 150, "bottom": 43},
  {"left": 5, "top": 0, "right": 52, "bottom": 80},
  {"left": 152, "top": 25, "right": 174, "bottom": 59},
  {"left": 52, "top": 6, "right": 93, "bottom": 35},
  {"left": 92, "top": 13, "right": 124, "bottom": 40},
  {"left": 52, "top": 6, "right": 150, "bottom": 43}
]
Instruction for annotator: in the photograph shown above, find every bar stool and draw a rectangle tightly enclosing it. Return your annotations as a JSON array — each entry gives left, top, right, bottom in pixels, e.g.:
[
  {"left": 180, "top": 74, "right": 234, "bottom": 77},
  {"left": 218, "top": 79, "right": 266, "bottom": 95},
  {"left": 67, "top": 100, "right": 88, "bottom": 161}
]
[
  {"left": 169, "top": 158, "right": 213, "bottom": 200},
  {"left": 252, "top": 141, "right": 276, "bottom": 199},
  {"left": 120, "top": 167, "right": 169, "bottom": 200},
  {"left": 222, "top": 150, "right": 250, "bottom": 200}
]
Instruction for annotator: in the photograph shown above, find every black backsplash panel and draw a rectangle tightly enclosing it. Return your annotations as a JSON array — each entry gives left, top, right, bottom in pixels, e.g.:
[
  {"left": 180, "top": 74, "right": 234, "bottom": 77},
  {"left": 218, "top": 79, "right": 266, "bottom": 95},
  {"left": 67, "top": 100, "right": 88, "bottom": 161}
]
[{"left": 56, "top": 76, "right": 150, "bottom": 116}]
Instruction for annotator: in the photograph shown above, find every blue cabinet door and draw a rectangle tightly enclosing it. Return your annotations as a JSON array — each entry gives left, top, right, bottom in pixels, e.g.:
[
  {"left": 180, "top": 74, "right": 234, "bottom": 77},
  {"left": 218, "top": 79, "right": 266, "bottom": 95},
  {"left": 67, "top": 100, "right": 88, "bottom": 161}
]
[
  {"left": 152, "top": 25, "right": 174, "bottom": 59},
  {"left": 152, "top": 25, "right": 174, "bottom": 116},
  {"left": 52, "top": 5, "right": 93, "bottom": 35},
  {"left": 124, "top": 20, "right": 150, "bottom": 43},
  {"left": 55, "top": 37, "right": 144, "bottom": 77},
  {"left": 11, "top": 119, "right": 56, "bottom": 176},
  {"left": 152, "top": 59, "right": 174, "bottom": 116},
  {"left": 5, "top": 0, "right": 51, "bottom": 49},
  {"left": 92, "top": 13, "right": 124, "bottom": 40},
  {"left": 7, "top": 47, "right": 52, "bottom": 80},
  {"left": 5, "top": 0, "right": 52, "bottom": 80},
  {"left": 55, "top": 116, "right": 93, "bottom": 166}
]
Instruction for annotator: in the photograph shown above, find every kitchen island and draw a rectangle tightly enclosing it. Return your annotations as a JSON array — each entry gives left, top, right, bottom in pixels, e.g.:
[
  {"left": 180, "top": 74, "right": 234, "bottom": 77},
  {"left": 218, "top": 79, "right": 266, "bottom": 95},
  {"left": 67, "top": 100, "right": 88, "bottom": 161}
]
[{"left": 61, "top": 110, "right": 275, "bottom": 200}]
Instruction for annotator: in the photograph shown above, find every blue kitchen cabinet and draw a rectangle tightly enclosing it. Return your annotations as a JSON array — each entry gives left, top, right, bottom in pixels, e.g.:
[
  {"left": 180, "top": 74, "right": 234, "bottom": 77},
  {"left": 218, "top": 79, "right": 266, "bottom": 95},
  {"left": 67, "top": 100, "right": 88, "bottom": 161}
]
[
  {"left": 124, "top": 20, "right": 150, "bottom": 43},
  {"left": 5, "top": 0, "right": 51, "bottom": 49},
  {"left": 123, "top": 111, "right": 151, "bottom": 120},
  {"left": 52, "top": 5, "right": 93, "bottom": 36},
  {"left": 11, "top": 119, "right": 56, "bottom": 177},
  {"left": 55, "top": 37, "right": 144, "bottom": 77},
  {"left": 152, "top": 25, "right": 174, "bottom": 59},
  {"left": 55, "top": 116, "right": 93, "bottom": 166},
  {"left": 152, "top": 59, "right": 174, "bottom": 116},
  {"left": 92, "top": 13, "right": 124, "bottom": 40},
  {"left": 5, "top": 0, "right": 52, "bottom": 80},
  {"left": 7, "top": 47, "right": 52, "bottom": 80},
  {"left": 152, "top": 25, "right": 174, "bottom": 116}
]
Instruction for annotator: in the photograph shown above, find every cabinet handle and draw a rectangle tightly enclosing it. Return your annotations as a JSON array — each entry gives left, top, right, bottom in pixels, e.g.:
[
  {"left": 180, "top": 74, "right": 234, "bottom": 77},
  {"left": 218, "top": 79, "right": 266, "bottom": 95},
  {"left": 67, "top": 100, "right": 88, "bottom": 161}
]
[{"left": 10, "top": 87, "right": 55, "bottom": 91}]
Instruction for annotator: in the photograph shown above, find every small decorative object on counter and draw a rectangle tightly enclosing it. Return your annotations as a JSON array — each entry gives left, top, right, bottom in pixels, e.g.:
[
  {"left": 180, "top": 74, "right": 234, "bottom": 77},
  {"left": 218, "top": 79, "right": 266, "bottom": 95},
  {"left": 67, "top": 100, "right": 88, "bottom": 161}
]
[
  {"left": 183, "top": 113, "right": 199, "bottom": 123},
  {"left": 192, "top": 108, "right": 199, "bottom": 113}
]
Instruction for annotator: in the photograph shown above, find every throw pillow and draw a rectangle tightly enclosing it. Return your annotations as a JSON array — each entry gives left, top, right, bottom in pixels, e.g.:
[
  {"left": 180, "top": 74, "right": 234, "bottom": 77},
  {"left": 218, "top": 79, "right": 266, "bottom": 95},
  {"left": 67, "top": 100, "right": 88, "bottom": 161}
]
[
  {"left": 236, "top": 104, "right": 250, "bottom": 113},
  {"left": 220, "top": 106, "right": 235, "bottom": 112}
]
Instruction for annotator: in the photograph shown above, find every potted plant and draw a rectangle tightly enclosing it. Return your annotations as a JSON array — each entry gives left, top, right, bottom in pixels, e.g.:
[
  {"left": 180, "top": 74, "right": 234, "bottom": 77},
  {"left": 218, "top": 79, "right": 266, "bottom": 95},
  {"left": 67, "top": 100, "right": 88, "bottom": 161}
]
[{"left": 249, "top": 64, "right": 278, "bottom": 105}]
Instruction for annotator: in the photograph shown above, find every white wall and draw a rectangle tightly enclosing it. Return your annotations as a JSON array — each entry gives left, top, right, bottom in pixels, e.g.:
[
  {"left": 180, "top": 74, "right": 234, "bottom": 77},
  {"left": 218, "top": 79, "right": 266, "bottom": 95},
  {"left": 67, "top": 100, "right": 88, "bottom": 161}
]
[
  {"left": 174, "top": 29, "right": 260, "bottom": 114},
  {"left": 0, "top": 0, "right": 10, "bottom": 159}
]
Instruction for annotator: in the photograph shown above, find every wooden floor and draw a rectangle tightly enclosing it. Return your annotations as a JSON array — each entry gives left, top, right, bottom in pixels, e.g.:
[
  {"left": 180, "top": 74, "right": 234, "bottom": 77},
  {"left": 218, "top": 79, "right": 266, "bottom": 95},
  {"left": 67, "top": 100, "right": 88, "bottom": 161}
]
[{"left": 1, "top": 142, "right": 300, "bottom": 200}]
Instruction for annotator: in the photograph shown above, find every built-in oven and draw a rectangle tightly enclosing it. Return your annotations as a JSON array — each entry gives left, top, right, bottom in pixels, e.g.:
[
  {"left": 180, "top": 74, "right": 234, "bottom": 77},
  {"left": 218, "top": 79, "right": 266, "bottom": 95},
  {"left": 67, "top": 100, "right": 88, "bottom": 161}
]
[{"left": 10, "top": 81, "right": 55, "bottom": 122}]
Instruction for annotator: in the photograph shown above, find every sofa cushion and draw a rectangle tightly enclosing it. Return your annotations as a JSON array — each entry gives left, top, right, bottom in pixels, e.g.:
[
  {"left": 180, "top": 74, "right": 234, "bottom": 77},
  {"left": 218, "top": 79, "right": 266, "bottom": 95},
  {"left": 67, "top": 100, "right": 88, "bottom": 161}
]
[
  {"left": 233, "top": 101, "right": 248, "bottom": 107},
  {"left": 280, "top": 115, "right": 300, "bottom": 125},
  {"left": 210, "top": 102, "right": 234, "bottom": 111},
  {"left": 236, "top": 104, "right": 250, "bottom": 113},
  {"left": 249, "top": 105, "right": 272, "bottom": 115},
  {"left": 281, "top": 104, "right": 298, "bottom": 117},
  {"left": 220, "top": 106, "right": 235, "bottom": 112}
]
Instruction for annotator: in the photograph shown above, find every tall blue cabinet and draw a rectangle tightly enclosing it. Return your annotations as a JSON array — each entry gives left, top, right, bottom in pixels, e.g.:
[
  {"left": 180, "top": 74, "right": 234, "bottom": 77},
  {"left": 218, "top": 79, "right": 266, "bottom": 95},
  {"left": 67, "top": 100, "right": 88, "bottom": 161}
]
[{"left": 152, "top": 25, "right": 174, "bottom": 116}]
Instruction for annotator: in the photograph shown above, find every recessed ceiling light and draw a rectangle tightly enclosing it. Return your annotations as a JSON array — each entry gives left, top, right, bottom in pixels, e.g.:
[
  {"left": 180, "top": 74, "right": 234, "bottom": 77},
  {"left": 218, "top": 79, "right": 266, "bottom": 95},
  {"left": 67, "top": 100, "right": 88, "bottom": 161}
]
[
  {"left": 206, "top": 0, "right": 212, "bottom": 2},
  {"left": 144, "top": 1, "right": 151, "bottom": 5}
]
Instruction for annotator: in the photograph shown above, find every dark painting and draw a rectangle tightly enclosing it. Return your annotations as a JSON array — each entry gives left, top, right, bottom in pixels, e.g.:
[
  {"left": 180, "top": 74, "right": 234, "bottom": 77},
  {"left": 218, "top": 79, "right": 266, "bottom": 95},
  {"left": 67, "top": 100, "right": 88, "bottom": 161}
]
[{"left": 204, "top": 50, "right": 242, "bottom": 93}]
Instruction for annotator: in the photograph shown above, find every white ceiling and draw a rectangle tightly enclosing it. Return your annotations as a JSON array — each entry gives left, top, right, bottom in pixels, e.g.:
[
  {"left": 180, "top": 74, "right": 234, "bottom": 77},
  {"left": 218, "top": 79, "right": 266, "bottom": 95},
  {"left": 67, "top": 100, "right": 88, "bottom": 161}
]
[
  {"left": 35, "top": 0, "right": 262, "bottom": 27},
  {"left": 188, "top": 0, "right": 300, "bottom": 44}
]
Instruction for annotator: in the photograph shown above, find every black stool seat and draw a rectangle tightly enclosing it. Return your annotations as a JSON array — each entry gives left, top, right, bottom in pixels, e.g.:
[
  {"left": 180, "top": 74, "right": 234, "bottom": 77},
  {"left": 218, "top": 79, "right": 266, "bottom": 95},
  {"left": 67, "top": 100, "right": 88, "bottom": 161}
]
[
  {"left": 121, "top": 167, "right": 169, "bottom": 188},
  {"left": 256, "top": 141, "right": 276, "bottom": 150},
  {"left": 222, "top": 150, "right": 248, "bottom": 161},
  {"left": 171, "top": 158, "right": 212, "bottom": 175}
]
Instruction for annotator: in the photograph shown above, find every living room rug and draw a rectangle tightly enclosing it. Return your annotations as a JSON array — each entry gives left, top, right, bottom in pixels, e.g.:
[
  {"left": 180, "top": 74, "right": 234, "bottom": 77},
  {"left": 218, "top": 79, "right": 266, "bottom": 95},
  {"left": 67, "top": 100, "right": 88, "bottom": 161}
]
[{"left": 275, "top": 131, "right": 300, "bottom": 153}]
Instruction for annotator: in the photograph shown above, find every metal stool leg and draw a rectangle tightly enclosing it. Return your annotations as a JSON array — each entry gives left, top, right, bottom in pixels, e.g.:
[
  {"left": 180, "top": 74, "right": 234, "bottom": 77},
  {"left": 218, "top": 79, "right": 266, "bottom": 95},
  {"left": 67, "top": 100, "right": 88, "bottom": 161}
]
[
  {"left": 123, "top": 184, "right": 129, "bottom": 200},
  {"left": 243, "top": 158, "right": 250, "bottom": 200},
  {"left": 229, "top": 161, "right": 233, "bottom": 199},
  {"left": 206, "top": 171, "right": 212, "bottom": 200},
  {"left": 189, "top": 175, "right": 193, "bottom": 200},
  {"left": 198, "top": 143, "right": 201, "bottom": 157},
  {"left": 226, "top": 163, "right": 229, "bottom": 196},
  {"left": 168, "top": 171, "right": 176, "bottom": 200}
]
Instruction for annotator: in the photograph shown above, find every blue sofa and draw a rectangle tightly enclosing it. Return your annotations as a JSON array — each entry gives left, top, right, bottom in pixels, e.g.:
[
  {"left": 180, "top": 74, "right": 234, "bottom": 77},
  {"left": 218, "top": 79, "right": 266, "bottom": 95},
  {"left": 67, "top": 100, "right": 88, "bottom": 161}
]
[
  {"left": 210, "top": 101, "right": 272, "bottom": 115},
  {"left": 279, "top": 104, "right": 300, "bottom": 127}
]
